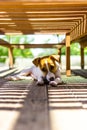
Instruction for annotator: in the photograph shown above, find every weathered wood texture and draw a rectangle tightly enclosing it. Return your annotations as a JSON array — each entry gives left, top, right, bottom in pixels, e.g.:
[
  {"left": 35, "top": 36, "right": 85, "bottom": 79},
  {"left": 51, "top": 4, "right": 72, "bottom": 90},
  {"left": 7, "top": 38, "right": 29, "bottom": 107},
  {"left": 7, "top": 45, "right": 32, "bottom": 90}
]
[
  {"left": 14, "top": 82, "right": 49, "bottom": 130},
  {"left": 72, "top": 69, "right": 87, "bottom": 78},
  {"left": 0, "top": 0, "right": 87, "bottom": 43},
  {"left": 48, "top": 84, "right": 87, "bottom": 130},
  {"left": 0, "top": 68, "right": 87, "bottom": 130},
  {"left": 0, "top": 67, "right": 49, "bottom": 130}
]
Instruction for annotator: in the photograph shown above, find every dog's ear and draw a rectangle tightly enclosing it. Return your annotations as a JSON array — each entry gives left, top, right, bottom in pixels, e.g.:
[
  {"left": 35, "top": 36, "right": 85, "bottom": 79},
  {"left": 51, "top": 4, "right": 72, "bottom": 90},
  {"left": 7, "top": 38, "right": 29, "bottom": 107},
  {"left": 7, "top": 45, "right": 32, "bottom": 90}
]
[
  {"left": 32, "top": 57, "right": 40, "bottom": 67},
  {"left": 50, "top": 55, "right": 60, "bottom": 62}
]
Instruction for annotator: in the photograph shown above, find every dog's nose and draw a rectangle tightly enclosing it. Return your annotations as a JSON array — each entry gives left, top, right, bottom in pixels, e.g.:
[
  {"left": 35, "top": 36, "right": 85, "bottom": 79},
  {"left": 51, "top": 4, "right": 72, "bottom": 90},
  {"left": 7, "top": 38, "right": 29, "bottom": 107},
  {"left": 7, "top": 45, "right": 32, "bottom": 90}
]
[{"left": 49, "top": 77, "right": 54, "bottom": 81}]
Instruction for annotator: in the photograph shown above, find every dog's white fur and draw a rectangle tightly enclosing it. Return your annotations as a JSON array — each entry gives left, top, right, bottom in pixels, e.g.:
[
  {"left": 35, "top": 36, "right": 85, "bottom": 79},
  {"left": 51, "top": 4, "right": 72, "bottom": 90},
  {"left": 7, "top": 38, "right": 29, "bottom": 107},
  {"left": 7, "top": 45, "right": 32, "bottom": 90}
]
[{"left": 6, "top": 55, "right": 62, "bottom": 86}]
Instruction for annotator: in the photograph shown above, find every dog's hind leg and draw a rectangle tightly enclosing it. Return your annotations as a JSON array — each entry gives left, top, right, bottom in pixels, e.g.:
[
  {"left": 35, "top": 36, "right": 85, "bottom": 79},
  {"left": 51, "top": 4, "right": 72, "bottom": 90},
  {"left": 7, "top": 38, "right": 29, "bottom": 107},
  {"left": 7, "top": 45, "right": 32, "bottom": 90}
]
[{"left": 6, "top": 68, "right": 32, "bottom": 81}]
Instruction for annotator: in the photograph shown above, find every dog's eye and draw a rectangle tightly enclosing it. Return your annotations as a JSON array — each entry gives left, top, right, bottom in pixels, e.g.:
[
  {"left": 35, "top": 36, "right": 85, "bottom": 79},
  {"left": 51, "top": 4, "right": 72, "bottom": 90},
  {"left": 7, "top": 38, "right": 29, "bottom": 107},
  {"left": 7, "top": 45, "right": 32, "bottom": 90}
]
[
  {"left": 42, "top": 68, "right": 47, "bottom": 72},
  {"left": 50, "top": 65, "right": 54, "bottom": 70}
]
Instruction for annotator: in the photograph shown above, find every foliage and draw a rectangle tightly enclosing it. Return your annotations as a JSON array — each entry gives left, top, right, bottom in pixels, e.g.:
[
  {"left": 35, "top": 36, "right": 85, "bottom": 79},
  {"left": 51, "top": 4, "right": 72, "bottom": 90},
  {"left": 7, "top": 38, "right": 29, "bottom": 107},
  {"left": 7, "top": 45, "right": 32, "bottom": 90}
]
[
  {"left": 0, "top": 34, "right": 87, "bottom": 63},
  {"left": 0, "top": 46, "right": 8, "bottom": 62},
  {"left": 70, "top": 43, "right": 80, "bottom": 55},
  {"left": 62, "top": 42, "right": 81, "bottom": 55},
  {"left": 13, "top": 48, "right": 33, "bottom": 58},
  {"left": 0, "top": 35, "right": 34, "bottom": 59},
  {"left": 37, "top": 48, "right": 58, "bottom": 56},
  {"left": 0, "top": 46, "right": 8, "bottom": 56},
  {"left": 84, "top": 48, "right": 87, "bottom": 54}
]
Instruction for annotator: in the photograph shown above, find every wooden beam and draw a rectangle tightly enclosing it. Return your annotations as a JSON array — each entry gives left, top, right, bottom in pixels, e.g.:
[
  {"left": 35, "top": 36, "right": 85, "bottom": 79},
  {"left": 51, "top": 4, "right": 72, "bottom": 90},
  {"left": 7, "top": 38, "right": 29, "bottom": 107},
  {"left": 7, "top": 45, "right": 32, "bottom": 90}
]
[
  {"left": 11, "top": 43, "right": 65, "bottom": 49},
  {"left": 0, "top": 38, "right": 11, "bottom": 48},
  {"left": 0, "top": 1, "right": 87, "bottom": 8},
  {"left": 80, "top": 44, "right": 84, "bottom": 69},
  {"left": 66, "top": 33, "right": 71, "bottom": 76},
  {"left": 0, "top": 30, "right": 4, "bottom": 34}
]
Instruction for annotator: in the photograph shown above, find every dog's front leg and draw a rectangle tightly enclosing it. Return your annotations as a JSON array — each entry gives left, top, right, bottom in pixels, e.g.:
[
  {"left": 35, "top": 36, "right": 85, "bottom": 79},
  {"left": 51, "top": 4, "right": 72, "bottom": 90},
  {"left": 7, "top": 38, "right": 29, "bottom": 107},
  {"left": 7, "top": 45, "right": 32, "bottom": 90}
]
[
  {"left": 49, "top": 77, "right": 62, "bottom": 87},
  {"left": 36, "top": 77, "right": 44, "bottom": 85}
]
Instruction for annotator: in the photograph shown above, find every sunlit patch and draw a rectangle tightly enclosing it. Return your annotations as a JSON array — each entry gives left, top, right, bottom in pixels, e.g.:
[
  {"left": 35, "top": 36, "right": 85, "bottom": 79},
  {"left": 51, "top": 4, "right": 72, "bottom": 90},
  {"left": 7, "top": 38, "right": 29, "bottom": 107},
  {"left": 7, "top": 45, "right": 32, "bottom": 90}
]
[
  {"left": 48, "top": 87, "right": 87, "bottom": 130},
  {"left": 0, "top": 110, "right": 20, "bottom": 130},
  {"left": 49, "top": 109, "right": 87, "bottom": 130},
  {"left": 0, "top": 83, "right": 30, "bottom": 130}
]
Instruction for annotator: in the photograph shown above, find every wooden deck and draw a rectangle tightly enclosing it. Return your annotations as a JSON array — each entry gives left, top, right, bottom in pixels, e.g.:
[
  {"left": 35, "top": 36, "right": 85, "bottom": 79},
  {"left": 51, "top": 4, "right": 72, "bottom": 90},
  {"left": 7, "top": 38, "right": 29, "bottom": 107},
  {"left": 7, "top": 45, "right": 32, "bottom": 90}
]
[
  {"left": 0, "top": 69, "right": 87, "bottom": 130},
  {"left": 72, "top": 69, "right": 87, "bottom": 78}
]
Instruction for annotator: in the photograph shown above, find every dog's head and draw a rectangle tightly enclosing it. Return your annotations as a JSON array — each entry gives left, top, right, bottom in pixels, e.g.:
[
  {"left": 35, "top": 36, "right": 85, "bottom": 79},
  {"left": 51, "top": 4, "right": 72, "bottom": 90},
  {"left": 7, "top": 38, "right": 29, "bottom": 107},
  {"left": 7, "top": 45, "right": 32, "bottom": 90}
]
[{"left": 32, "top": 55, "right": 60, "bottom": 82}]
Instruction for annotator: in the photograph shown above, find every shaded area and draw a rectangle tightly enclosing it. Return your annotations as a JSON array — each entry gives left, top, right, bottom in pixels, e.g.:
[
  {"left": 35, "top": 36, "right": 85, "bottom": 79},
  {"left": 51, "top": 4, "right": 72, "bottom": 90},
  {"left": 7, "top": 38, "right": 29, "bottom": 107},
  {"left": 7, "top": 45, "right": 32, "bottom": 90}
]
[
  {"left": 13, "top": 82, "right": 49, "bottom": 130},
  {"left": 72, "top": 69, "right": 87, "bottom": 78},
  {"left": 0, "top": 68, "right": 18, "bottom": 78}
]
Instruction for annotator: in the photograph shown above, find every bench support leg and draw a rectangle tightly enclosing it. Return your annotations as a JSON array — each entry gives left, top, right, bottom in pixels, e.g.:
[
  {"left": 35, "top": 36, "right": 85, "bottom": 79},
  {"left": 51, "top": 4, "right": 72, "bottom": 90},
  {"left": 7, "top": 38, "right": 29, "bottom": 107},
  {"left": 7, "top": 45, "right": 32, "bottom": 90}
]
[
  {"left": 80, "top": 44, "right": 84, "bottom": 69},
  {"left": 58, "top": 48, "right": 61, "bottom": 64},
  {"left": 66, "top": 33, "right": 71, "bottom": 76},
  {"left": 8, "top": 47, "right": 14, "bottom": 69}
]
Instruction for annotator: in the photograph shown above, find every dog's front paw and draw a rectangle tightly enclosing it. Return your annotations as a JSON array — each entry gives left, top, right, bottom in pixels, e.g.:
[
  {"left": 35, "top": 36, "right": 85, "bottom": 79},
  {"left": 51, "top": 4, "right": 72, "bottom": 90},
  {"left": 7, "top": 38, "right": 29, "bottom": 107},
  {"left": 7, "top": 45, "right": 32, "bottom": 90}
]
[
  {"left": 49, "top": 81, "right": 57, "bottom": 87},
  {"left": 36, "top": 81, "right": 44, "bottom": 86}
]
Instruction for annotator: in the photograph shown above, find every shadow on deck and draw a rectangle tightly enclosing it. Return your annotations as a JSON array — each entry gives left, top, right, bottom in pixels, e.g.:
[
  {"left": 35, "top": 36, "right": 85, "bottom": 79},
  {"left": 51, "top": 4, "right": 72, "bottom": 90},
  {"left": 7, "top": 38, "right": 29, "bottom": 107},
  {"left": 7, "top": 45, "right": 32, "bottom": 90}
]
[
  {"left": 0, "top": 69, "right": 87, "bottom": 130},
  {"left": 72, "top": 69, "right": 87, "bottom": 78}
]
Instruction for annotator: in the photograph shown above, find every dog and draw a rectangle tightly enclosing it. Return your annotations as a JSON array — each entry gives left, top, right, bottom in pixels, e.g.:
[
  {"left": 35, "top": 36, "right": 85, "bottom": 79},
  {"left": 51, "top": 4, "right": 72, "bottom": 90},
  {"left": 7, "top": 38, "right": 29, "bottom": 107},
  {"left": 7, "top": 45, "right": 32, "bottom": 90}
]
[{"left": 6, "top": 55, "right": 62, "bottom": 87}]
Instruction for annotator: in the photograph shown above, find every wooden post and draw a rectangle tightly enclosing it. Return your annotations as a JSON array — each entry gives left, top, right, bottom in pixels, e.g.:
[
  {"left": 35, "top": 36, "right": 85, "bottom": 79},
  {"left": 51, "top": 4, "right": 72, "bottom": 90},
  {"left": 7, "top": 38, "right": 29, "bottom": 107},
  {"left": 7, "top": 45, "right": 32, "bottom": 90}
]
[
  {"left": 80, "top": 44, "right": 84, "bottom": 69},
  {"left": 8, "top": 47, "right": 14, "bottom": 68},
  {"left": 58, "top": 48, "right": 61, "bottom": 64},
  {"left": 66, "top": 33, "right": 71, "bottom": 76}
]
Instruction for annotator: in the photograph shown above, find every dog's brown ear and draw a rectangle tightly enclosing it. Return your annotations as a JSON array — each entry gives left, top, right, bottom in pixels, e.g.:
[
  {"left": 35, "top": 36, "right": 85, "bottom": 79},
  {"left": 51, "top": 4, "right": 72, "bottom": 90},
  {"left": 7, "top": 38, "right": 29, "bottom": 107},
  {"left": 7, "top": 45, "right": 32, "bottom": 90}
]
[
  {"left": 50, "top": 55, "right": 60, "bottom": 62},
  {"left": 32, "top": 57, "right": 40, "bottom": 67}
]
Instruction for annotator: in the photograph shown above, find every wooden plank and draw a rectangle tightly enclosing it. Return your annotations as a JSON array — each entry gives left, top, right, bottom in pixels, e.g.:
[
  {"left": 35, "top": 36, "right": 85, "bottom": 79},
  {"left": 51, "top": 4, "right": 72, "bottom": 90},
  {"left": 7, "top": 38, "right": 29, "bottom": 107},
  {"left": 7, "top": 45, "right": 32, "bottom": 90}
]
[
  {"left": 11, "top": 43, "right": 65, "bottom": 49},
  {"left": 0, "top": 1, "right": 87, "bottom": 7},
  {"left": 0, "top": 68, "right": 17, "bottom": 78},
  {"left": 0, "top": 1, "right": 87, "bottom": 39},
  {"left": 0, "top": 14, "right": 84, "bottom": 19},
  {"left": 0, "top": 68, "right": 49, "bottom": 130},
  {"left": 72, "top": 69, "right": 87, "bottom": 78},
  {"left": 48, "top": 85, "right": 87, "bottom": 130},
  {"left": 12, "top": 14, "right": 86, "bottom": 18},
  {"left": 14, "top": 82, "right": 49, "bottom": 130}
]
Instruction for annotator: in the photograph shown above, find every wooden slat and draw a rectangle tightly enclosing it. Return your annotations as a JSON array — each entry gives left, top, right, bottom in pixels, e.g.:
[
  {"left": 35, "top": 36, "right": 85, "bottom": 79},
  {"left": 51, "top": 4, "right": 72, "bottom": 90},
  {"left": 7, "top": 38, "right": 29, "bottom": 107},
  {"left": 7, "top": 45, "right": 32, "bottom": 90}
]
[
  {"left": 0, "top": 0, "right": 87, "bottom": 42},
  {"left": 0, "top": 68, "right": 17, "bottom": 77},
  {"left": 48, "top": 84, "right": 87, "bottom": 130},
  {"left": 72, "top": 69, "right": 87, "bottom": 78},
  {"left": 0, "top": 66, "right": 49, "bottom": 130},
  {"left": 14, "top": 81, "right": 49, "bottom": 130}
]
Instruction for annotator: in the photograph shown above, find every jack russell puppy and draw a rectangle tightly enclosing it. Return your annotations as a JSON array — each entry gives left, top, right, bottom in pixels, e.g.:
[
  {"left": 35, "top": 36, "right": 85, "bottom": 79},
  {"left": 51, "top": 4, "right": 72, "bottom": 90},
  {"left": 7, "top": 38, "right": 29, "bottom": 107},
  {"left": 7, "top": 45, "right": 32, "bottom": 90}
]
[{"left": 6, "top": 55, "right": 62, "bottom": 87}]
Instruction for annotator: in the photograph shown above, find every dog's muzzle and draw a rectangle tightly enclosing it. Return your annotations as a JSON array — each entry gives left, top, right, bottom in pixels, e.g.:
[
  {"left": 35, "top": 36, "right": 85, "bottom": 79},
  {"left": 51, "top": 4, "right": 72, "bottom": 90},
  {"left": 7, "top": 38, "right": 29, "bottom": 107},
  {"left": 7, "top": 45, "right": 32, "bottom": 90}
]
[
  {"left": 42, "top": 77, "right": 49, "bottom": 84},
  {"left": 49, "top": 77, "right": 55, "bottom": 81},
  {"left": 42, "top": 76, "right": 55, "bottom": 84}
]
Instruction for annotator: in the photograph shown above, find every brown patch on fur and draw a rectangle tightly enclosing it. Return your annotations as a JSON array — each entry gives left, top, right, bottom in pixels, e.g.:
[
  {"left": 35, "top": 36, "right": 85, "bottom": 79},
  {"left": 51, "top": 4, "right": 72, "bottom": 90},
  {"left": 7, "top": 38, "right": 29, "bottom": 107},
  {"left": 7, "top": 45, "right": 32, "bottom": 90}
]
[{"left": 32, "top": 55, "right": 60, "bottom": 76}]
